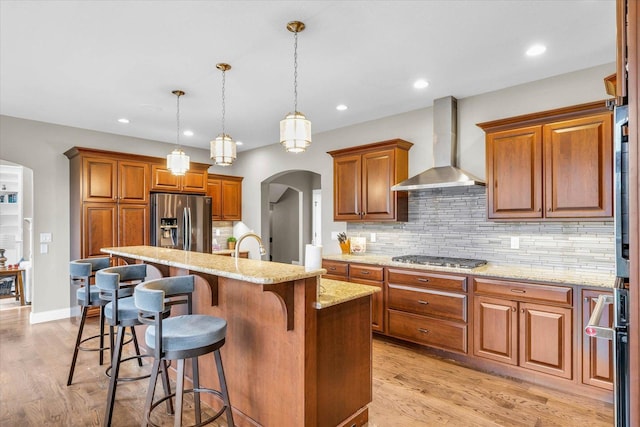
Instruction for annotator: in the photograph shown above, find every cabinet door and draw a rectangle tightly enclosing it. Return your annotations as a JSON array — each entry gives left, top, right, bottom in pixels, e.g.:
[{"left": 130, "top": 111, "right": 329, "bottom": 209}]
[
  {"left": 181, "top": 170, "right": 208, "bottom": 193},
  {"left": 486, "top": 126, "right": 543, "bottom": 219},
  {"left": 361, "top": 148, "right": 395, "bottom": 220},
  {"left": 333, "top": 154, "right": 362, "bottom": 221},
  {"left": 519, "top": 302, "right": 572, "bottom": 379},
  {"left": 582, "top": 290, "right": 614, "bottom": 389},
  {"left": 83, "top": 203, "right": 117, "bottom": 258},
  {"left": 118, "top": 204, "right": 149, "bottom": 247},
  {"left": 118, "top": 160, "right": 149, "bottom": 203},
  {"left": 222, "top": 179, "right": 242, "bottom": 220},
  {"left": 351, "top": 277, "right": 384, "bottom": 333},
  {"left": 151, "top": 164, "right": 181, "bottom": 192},
  {"left": 207, "top": 179, "right": 223, "bottom": 220},
  {"left": 543, "top": 113, "right": 613, "bottom": 218},
  {"left": 82, "top": 157, "right": 117, "bottom": 202},
  {"left": 473, "top": 296, "right": 518, "bottom": 365}
]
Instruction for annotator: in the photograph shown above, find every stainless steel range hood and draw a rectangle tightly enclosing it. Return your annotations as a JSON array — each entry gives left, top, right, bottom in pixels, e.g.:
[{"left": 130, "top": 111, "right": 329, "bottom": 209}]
[{"left": 392, "top": 96, "right": 485, "bottom": 191}]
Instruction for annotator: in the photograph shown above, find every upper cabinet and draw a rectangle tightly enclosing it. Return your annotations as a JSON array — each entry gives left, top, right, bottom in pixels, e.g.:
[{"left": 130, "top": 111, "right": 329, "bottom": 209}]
[
  {"left": 82, "top": 156, "right": 150, "bottom": 204},
  {"left": 207, "top": 174, "right": 243, "bottom": 221},
  {"left": 151, "top": 163, "right": 208, "bottom": 194},
  {"left": 328, "top": 139, "right": 413, "bottom": 222},
  {"left": 478, "top": 102, "right": 613, "bottom": 220}
]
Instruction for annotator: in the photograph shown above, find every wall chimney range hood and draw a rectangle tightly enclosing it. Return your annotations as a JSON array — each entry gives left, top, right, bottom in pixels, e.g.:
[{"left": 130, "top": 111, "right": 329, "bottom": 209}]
[{"left": 392, "top": 96, "right": 485, "bottom": 191}]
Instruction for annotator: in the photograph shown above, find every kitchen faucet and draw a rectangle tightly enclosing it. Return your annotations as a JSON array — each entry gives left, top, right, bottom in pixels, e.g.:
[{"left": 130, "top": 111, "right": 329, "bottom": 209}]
[{"left": 235, "top": 232, "right": 267, "bottom": 259}]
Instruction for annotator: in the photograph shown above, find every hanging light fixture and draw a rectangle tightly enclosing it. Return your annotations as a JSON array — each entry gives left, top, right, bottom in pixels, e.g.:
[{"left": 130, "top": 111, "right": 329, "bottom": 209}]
[
  {"left": 166, "top": 90, "right": 190, "bottom": 176},
  {"left": 280, "top": 20, "right": 311, "bottom": 153},
  {"left": 210, "top": 63, "right": 236, "bottom": 166}
]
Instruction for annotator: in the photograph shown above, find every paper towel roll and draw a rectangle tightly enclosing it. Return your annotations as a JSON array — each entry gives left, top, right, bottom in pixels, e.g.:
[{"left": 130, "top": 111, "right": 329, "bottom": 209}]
[{"left": 305, "top": 244, "right": 323, "bottom": 271}]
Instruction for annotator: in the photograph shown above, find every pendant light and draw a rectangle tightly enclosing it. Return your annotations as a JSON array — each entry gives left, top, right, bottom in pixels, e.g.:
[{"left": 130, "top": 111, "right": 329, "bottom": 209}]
[
  {"left": 166, "top": 90, "right": 190, "bottom": 176},
  {"left": 280, "top": 20, "right": 311, "bottom": 153},
  {"left": 210, "top": 63, "right": 236, "bottom": 166}
]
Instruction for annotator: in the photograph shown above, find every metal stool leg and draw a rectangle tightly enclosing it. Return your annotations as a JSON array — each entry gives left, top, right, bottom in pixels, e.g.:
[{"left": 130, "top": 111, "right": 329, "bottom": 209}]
[
  {"left": 215, "top": 349, "right": 235, "bottom": 427},
  {"left": 160, "top": 360, "right": 174, "bottom": 415},
  {"left": 67, "top": 306, "right": 88, "bottom": 386},
  {"left": 174, "top": 359, "right": 186, "bottom": 427},
  {"left": 141, "top": 357, "right": 161, "bottom": 427},
  {"left": 104, "top": 325, "right": 125, "bottom": 427},
  {"left": 192, "top": 356, "right": 202, "bottom": 425}
]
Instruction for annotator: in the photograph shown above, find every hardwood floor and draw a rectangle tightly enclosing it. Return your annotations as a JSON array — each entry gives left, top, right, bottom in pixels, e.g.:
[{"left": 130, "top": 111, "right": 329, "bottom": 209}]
[{"left": 0, "top": 304, "right": 613, "bottom": 426}]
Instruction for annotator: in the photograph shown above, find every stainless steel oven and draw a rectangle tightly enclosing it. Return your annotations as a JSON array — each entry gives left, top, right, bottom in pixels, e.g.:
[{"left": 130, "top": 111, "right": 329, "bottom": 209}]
[{"left": 585, "top": 103, "right": 630, "bottom": 426}]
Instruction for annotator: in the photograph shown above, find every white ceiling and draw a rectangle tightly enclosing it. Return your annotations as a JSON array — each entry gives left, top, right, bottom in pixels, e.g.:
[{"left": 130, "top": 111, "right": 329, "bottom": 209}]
[{"left": 0, "top": 1, "right": 615, "bottom": 154}]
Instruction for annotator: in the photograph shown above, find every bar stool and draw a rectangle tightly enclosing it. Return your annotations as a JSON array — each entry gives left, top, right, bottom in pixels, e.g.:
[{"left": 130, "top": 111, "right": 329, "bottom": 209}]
[
  {"left": 67, "top": 257, "right": 111, "bottom": 386},
  {"left": 96, "top": 264, "right": 153, "bottom": 427},
  {"left": 134, "top": 275, "right": 234, "bottom": 427}
]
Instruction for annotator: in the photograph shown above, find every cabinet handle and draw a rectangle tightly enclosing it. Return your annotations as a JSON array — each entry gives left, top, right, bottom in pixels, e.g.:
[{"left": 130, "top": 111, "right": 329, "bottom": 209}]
[
  {"left": 328, "top": 267, "right": 336, "bottom": 271},
  {"left": 417, "top": 278, "right": 430, "bottom": 283},
  {"left": 547, "top": 208, "right": 551, "bottom": 212},
  {"left": 512, "top": 307, "right": 516, "bottom": 312},
  {"left": 538, "top": 208, "right": 542, "bottom": 212},
  {"left": 417, "top": 300, "right": 429, "bottom": 305},
  {"left": 418, "top": 328, "right": 430, "bottom": 334},
  {"left": 584, "top": 297, "right": 589, "bottom": 302},
  {"left": 510, "top": 289, "right": 526, "bottom": 294},
  {"left": 360, "top": 270, "right": 370, "bottom": 275},
  {"left": 521, "top": 309, "right": 525, "bottom": 313}
]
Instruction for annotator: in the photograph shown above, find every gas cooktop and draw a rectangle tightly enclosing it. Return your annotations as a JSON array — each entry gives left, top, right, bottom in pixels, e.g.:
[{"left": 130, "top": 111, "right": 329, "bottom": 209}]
[{"left": 391, "top": 255, "right": 487, "bottom": 269}]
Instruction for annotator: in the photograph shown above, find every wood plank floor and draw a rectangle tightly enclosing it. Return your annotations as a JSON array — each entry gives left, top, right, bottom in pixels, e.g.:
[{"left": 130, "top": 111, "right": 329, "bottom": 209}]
[{"left": 0, "top": 303, "right": 613, "bottom": 426}]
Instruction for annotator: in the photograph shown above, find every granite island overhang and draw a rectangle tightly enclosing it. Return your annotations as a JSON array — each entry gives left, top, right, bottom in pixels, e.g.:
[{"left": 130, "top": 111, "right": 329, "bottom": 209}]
[{"left": 101, "top": 245, "right": 379, "bottom": 427}]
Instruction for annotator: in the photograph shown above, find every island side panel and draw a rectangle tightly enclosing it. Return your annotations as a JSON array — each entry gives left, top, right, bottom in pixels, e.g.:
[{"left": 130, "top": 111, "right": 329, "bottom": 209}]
[
  {"left": 316, "top": 295, "right": 373, "bottom": 427},
  {"left": 192, "top": 274, "right": 318, "bottom": 427}
]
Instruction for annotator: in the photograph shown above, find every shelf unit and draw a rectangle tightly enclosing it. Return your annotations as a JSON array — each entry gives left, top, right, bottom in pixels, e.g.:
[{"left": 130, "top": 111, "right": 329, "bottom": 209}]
[{"left": 0, "top": 165, "right": 23, "bottom": 264}]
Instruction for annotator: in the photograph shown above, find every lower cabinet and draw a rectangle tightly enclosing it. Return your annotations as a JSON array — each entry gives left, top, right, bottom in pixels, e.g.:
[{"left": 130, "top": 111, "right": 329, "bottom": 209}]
[
  {"left": 473, "top": 278, "right": 573, "bottom": 379},
  {"left": 581, "top": 289, "right": 614, "bottom": 390},
  {"left": 386, "top": 268, "right": 468, "bottom": 353}
]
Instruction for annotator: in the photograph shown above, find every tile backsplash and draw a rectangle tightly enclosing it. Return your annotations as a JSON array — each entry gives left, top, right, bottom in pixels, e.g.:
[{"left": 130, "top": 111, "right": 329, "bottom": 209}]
[{"left": 347, "top": 186, "right": 615, "bottom": 274}]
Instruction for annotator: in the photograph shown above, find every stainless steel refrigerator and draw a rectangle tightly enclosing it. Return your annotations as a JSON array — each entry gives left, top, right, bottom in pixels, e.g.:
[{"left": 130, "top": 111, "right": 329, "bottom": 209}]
[{"left": 150, "top": 193, "right": 212, "bottom": 253}]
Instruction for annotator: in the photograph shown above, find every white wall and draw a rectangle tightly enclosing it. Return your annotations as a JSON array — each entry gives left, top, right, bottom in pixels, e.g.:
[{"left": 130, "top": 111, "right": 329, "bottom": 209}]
[{"left": 0, "top": 61, "right": 614, "bottom": 322}]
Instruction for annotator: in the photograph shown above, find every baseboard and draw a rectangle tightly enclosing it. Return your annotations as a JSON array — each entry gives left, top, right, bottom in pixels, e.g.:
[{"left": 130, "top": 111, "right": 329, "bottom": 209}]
[{"left": 30, "top": 307, "right": 72, "bottom": 324}]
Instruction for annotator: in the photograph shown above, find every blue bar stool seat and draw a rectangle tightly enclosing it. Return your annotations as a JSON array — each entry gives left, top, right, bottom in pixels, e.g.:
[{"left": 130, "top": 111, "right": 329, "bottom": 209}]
[{"left": 135, "top": 275, "right": 234, "bottom": 427}]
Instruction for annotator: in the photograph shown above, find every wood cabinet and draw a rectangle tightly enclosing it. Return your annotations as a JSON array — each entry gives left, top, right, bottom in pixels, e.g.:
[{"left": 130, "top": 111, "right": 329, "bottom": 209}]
[
  {"left": 387, "top": 268, "right": 468, "bottom": 354},
  {"left": 151, "top": 163, "right": 208, "bottom": 194},
  {"left": 207, "top": 174, "right": 243, "bottom": 221},
  {"left": 473, "top": 277, "right": 573, "bottom": 379},
  {"left": 320, "top": 260, "right": 384, "bottom": 332},
  {"left": 65, "top": 147, "right": 210, "bottom": 260},
  {"left": 327, "top": 139, "right": 412, "bottom": 222},
  {"left": 478, "top": 102, "right": 613, "bottom": 220},
  {"left": 581, "top": 289, "right": 614, "bottom": 390}
]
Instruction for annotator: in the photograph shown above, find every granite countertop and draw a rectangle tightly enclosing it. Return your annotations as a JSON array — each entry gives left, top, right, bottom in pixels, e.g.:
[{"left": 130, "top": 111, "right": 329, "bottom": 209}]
[
  {"left": 323, "top": 254, "right": 616, "bottom": 289},
  {"left": 102, "top": 246, "right": 325, "bottom": 285},
  {"left": 315, "top": 278, "right": 381, "bottom": 309}
]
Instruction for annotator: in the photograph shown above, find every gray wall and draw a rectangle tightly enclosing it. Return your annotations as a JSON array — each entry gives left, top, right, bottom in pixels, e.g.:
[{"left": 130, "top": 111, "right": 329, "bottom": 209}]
[
  {"left": 0, "top": 62, "right": 615, "bottom": 322},
  {"left": 270, "top": 188, "right": 300, "bottom": 263}
]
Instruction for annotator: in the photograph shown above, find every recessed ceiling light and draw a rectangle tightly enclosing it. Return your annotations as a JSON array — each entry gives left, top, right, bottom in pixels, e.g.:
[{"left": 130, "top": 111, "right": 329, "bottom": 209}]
[
  {"left": 336, "top": 104, "right": 348, "bottom": 111},
  {"left": 117, "top": 118, "right": 130, "bottom": 124},
  {"left": 413, "top": 79, "right": 429, "bottom": 89},
  {"left": 236, "top": 141, "right": 243, "bottom": 146},
  {"left": 526, "top": 44, "right": 546, "bottom": 56},
  {"left": 183, "top": 130, "right": 194, "bottom": 137}
]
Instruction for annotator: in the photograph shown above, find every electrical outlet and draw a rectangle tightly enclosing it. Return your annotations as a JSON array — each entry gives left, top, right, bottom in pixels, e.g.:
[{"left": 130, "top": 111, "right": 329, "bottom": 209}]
[
  {"left": 40, "top": 243, "right": 48, "bottom": 254},
  {"left": 510, "top": 236, "right": 519, "bottom": 249},
  {"left": 215, "top": 228, "right": 221, "bottom": 236},
  {"left": 370, "top": 233, "right": 377, "bottom": 242}
]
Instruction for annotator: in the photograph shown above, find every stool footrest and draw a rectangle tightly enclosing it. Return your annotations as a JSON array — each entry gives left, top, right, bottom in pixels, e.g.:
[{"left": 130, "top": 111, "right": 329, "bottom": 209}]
[
  {"left": 77, "top": 332, "right": 110, "bottom": 353},
  {"left": 105, "top": 354, "right": 153, "bottom": 382},
  {"left": 146, "top": 387, "right": 230, "bottom": 427}
]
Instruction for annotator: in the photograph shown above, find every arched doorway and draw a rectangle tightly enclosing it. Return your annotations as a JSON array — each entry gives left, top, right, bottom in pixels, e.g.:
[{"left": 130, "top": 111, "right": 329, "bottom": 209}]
[
  {"left": 260, "top": 170, "right": 321, "bottom": 265},
  {"left": 0, "top": 160, "right": 34, "bottom": 309}
]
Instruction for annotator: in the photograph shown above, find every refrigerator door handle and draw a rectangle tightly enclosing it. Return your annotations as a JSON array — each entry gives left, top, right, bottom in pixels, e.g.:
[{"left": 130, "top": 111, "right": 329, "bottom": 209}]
[
  {"left": 584, "top": 294, "right": 615, "bottom": 340},
  {"left": 187, "top": 207, "right": 192, "bottom": 250},
  {"left": 182, "top": 207, "right": 189, "bottom": 250}
]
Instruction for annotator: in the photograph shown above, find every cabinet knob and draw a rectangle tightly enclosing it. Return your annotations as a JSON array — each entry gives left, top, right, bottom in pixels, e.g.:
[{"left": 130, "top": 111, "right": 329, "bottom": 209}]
[
  {"left": 584, "top": 297, "right": 589, "bottom": 302},
  {"left": 521, "top": 308, "right": 525, "bottom": 313},
  {"left": 538, "top": 208, "right": 542, "bottom": 212},
  {"left": 417, "top": 300, "right": 429, "bottom": 305},
  {"left": 418, "top": 328, "right": 430, "bottom": 334},
  {"left": 547, "top": 208, "right": 551, "bottom": 212},
  {"left": 512, "top": 307, "right": 516, "bottom": 312}
]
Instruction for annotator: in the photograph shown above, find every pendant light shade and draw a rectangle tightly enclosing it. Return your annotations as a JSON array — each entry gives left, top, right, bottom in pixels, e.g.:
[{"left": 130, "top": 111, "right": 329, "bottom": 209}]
[
  {"left": 280, "top": 112, "right": 311, "bottom": 153},
  {"left": 280, "top": 21, "right": 311, "bottom": 153},
  {"left": 211, "top": 63, "right": 237, "bottom": 166},
  {"left": 166, "top": 90, "right": 190, "bottom": 176}
]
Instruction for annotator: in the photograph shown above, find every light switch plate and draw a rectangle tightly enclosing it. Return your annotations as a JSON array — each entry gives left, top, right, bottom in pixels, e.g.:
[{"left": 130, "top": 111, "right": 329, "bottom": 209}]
[
  {"left": 40, "top": 243, "right": 48, "bottom": 254},
  {"left": 40, "top": 232, "right": 52, "bottom": 243}
]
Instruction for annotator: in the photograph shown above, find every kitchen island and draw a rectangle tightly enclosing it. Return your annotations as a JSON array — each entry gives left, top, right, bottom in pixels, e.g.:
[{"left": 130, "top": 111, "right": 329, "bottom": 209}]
[{"left": 101, "top": 246, "right": 379, "bottom": 427}]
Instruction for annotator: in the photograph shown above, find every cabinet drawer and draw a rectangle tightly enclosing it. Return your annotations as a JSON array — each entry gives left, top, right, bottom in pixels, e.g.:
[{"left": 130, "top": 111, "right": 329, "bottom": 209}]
[
  {"left": 322, "top": 260, "right": 349, "bottom": 278},
  {"left": 350, "top": 264, "right": 383, "bottom": 282},
  {"left": 388, "top": 284, "right": 466, "bottom": 322},
  {"left": 388, "top": 309, "right": 467, "bottom": 354},
  {"left": 473, "top": 277, "right": 572, "bottom": 306},
  {"left": 387, "top": 268, "right": 467, "bottom": 292}
]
